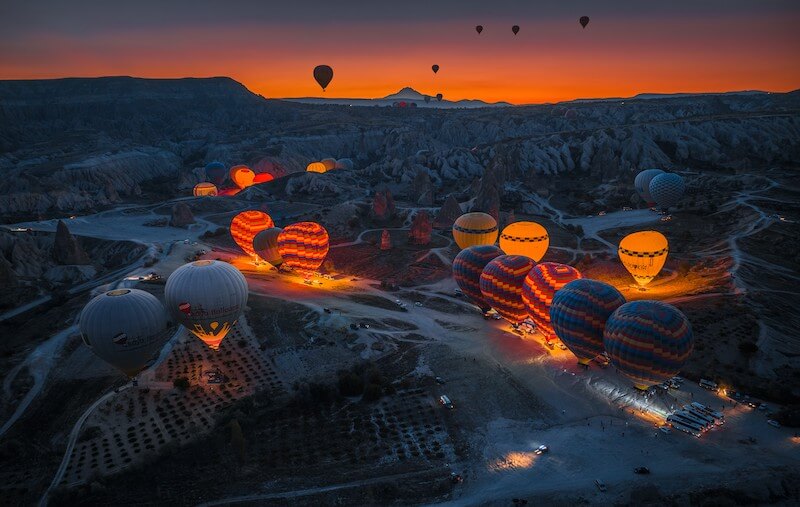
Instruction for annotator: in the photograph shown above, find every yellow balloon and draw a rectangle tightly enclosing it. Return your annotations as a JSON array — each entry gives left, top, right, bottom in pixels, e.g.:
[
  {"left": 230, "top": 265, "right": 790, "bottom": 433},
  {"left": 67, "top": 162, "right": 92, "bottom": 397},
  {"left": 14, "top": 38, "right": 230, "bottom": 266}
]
[
  {"left": 306, "top": 162, "right": 327, "bottom": 173},
  {"left": 499, "top": 221, "right": 549, "bottom": 261},
  {"left": 618, "top": 231, "right": 668, "bottom": 286},
  {"left": 452, "top": 212, "right": 498, "bottom": 249}
]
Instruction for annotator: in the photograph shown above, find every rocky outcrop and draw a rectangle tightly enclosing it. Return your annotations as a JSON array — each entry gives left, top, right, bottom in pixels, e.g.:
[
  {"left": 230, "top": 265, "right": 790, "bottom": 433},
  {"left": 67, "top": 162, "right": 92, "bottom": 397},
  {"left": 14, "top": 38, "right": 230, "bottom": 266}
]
[
  {"left": 53, "top": 220, "right": 90, "bottom": 265},
  {"left": 408, "top": 211, "right": 432, "bottom": 245},
  {"left": 372, "top": 188, "right": 395, "bottom": 221},
  {"left": 169, "top": 202, "right": 195, "bottom": 227},
  {"left": 0, "top": 253, "right": 18, "bottom": 287},
  {"left": 433, "top": 195, "right": 462, "bottom": 229},
  {"left": 411, "top": 170, "right": 434, "bottom": 206},
  {"left": 472, "top": 172, "right": 500, "bottom": 222},
  {"left": 380, "top": 229, "right": 392, "bottom": 251},
  {"left": 44, "top": 265, "right": 97, "bottom": 285}
]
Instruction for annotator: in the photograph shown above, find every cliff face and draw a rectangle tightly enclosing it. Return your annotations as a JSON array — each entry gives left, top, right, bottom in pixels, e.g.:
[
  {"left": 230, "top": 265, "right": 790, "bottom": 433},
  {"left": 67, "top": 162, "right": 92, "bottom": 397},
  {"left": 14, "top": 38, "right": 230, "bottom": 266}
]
[{"left": 52, "top": 220, "right": 90, "bottom": 265}]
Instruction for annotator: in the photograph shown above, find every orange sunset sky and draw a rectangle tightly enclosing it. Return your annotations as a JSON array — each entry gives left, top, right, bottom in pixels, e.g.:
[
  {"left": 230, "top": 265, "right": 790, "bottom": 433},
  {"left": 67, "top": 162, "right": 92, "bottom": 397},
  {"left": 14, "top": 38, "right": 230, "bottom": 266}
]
[{"left": 1, "top": 1, "right": 799, "bottom": 104}]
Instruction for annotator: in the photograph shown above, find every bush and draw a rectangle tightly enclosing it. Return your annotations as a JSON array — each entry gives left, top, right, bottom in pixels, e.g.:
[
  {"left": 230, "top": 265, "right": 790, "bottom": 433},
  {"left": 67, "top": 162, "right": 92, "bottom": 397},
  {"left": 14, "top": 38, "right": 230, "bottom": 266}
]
[
  {"left": 363, "top": 383, "right": 383, "bottom": 402},
  {"left": 338, "top": 372, "right": 364, "bottom": 397},
  {"left": 173, "top": 377, "right": 190, "bottom": 390},
  {"left": 738, "top": 341, "right": 758, "bottom": 355}
]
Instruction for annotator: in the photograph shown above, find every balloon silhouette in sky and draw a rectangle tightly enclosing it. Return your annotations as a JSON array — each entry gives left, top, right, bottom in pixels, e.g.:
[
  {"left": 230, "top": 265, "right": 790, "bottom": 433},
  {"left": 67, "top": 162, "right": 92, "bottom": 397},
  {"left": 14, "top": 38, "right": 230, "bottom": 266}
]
[
  {"left": 512, "top": 25, "right": 520, "bottom": 35},
  {"left": 580, "top": 16, "right": 590, "bottom": 29},
  {"left": 313, "top": 65, "right": 333, "bottom": 91},
  {"left": 476, "top": 25, "right": 483, "bottom": 34},
  {"left": 432, "top": 64, "right": 439, "bottom": 74}
]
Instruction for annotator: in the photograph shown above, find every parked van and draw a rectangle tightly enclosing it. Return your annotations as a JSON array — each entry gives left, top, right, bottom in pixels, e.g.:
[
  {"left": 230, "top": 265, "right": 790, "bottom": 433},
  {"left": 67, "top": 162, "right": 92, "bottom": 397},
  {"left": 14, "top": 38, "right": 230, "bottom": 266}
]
[
  {"left": 699, "top": 379, "right": 718, "bottom": 391},
  {"left": 439, "top": 395, "right": 454, "bottom": 409}
]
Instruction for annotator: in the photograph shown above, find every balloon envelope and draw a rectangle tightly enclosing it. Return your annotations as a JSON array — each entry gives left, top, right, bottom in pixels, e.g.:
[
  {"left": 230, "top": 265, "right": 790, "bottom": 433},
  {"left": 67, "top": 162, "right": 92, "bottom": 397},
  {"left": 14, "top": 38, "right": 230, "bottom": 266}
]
[
  {"left": 618, "top": 231, "right": 668, "bottom": 287},
  {"left": 307, "top": 162, "right": 327, "bottom": 174},
  {"left": 334, "top": 158, "right": 354, "bottom": 171},
  {"left": 580, "top": 16, "right": 590, "bottom": 28},
  {"left": 205, "top": 162, "right": 226, "bottom": 185},
  {"left": 277, "top": 222, "right": 330, "bottom": 271},
  {"left": 476, "top": 25, "right": 483, "bottom": 34},
  {"left": 321, "top": 158, "right": 337, "bottom": 171},
  {"left": 432, "top": 64, "right": 439, "bottom": 74},
  {"left": 253, "top": 227, "right": 283, "bottom": 266},
  {"left": 603, "top": 300, "right": 693, "bottom": 389},
  {"left": 165, "top": 260, "right": 248, "bottom": 350},
  {"left": 549, "top": 279, "right": 626, "bottom": 364},
  {"left": 522, "top": 262, "right": 582, "bottom": 340},
  {"left": 512, "top": 25, "right": 520, "bottom": 35},
  {"left": 634, "top": 169, "right": 664, "bottom": 206},
  {"left": 193, "top": 182, "right": 218, "bottom": 197},
  {"left": 499, "top": 221, "right": 549, "bottom": 261},
  {"left": 253, "top": 173, "right": 274, "bottom": 184},
  {"left": 313, "top": 65, "right": 334, "bottom": 90},
  {"left": 480, "top": 255, "right": 536, "bottom": 324},
  {"left": 649, "top": 173, "right": 685, "bottom": 210},
  {"left": 231, "top": 210, "right": 275, "bottom": 258},
  {"left": 436, "top": 93, "right": 443, "bottom": 101},
  {"left": 452, "top": 245, "right": 503, "bottom": 311},
  {"left": 230, "top": 165, "right": 255, "bottom": 189},
  {"left": 453, "top": 212, "right": 498, "bottom": 249},
  {"left": 80, "top": 288, "right": 170, "bottom": 377}
]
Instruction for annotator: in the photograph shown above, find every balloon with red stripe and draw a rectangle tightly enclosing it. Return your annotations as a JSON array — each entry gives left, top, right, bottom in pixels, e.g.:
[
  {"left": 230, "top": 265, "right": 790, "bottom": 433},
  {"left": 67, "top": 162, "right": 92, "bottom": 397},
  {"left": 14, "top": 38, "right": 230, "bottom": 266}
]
[
  {"left": 231, "top": 210, "right": 275, "bottom": 258},
  {"left": 453, "top": 245, "right": 503, "bottom": 311},
  {"left": 479, "top": 255, "right": 536, "bottom": 324},
  {"left": 522, "top": 262, "right": 582, "bottom": 341},
  {"left": 277, "top": 222, "right": 330, "bottom": 271},
  {"left": 549, "top": 279, "right": 626, "bottom": 365},
  {"left": 603, "top": 300, "right": 693, "bottom": 390}
]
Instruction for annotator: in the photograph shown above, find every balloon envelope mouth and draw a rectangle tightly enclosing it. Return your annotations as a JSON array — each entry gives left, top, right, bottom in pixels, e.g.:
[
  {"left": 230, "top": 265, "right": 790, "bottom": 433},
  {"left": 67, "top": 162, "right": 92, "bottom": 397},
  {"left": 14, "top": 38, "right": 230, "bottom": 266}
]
[
  {"left": 192, "top": 260, "right": 215, "bottom": 267},
  {"left": 107, "top": 289, "right": 131, "bottom": 296}
]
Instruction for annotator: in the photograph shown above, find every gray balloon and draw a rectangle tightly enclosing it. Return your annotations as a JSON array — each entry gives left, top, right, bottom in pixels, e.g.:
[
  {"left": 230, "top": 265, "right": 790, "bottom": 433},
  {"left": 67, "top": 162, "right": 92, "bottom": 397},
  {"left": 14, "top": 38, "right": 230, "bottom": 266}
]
[
  {"left": 165, "top": 260, "right": 248, "bottom": 350},
  {"left": 79, "top": 288, "right": 170, "bottom": 377},
  {"left": 253, "top": 227, "right": 283, "bottom": 266}
]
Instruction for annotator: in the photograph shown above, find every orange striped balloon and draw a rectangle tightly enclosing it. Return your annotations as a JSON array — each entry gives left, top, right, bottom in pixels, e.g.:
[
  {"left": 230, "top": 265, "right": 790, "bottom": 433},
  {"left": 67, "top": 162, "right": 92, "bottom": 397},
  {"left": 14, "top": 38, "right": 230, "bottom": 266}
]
[
  {"left": 277, "top": 222, "right": 330, "bottom": 271},
  {"left": 231, "top": 210, "right": 275, "bottom": 258},
  {"left": 479, "top": 255, "right": 536, "bottom": 324}
]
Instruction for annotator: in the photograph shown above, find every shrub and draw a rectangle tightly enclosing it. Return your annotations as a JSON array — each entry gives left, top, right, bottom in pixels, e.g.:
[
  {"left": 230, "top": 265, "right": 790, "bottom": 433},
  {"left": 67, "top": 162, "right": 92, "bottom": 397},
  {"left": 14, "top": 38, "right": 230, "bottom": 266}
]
[
  {"left": 338, "top": 372, "right": 364, "bottom": 397},
  {"left": 173, "top": 377, "right": 190, "bottom": 390},
  {"left": 363, "top": 383, "right": 383, "bottom": 402}
]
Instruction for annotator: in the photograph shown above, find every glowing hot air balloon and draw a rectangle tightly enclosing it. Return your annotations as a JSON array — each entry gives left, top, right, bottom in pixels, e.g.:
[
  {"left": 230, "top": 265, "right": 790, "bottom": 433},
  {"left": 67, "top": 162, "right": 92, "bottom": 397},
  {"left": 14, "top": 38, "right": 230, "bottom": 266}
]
[
  {"left": 634, "top": 169, "right": 664, "bottom": 207},
  {"left": 499, "top": 221, "right": 549, "bottom": 262},
  {"left": 205, "top": 162, "right": 227, "bottom": 186},
  {"left": 453, "top": 212, "right": 498, "bottom": 250},
  {"left": 277, "top": 222, "right": 330, "bottom": 271},
  {"left": 218, "top": 187, "right": 240, "bottom": 197},
  {"left": 618, "top": 231, "right": 668, "bottom": 287},
  {"left": 253, "top": 172, "right": 274, "bottom": 184},
  {"left": 165, "top": 260, "right": 248, "bottom": 350},
  {"left": 452, "top": 245, "right": 503, "bottom": 312},
  {"left": 521, "top": 262, "right": 582, "bottom": 341},
  {"left": 512, "top": 25, "right": 520, "bottom": 35},
  {"left": 307, "top": 162, "right": 327, "bottom": 174},
  {"left": 253, "top": 227, "right": 283, "bottom": 266},
  {"left": 549, "top": 279, "right": 626, "bottom": 365},
  {"left": 579, "top": 16, "right": 590, "bottom": 28},
  {"left": 230, "top": 165, "right": 255, "bottom": 189},
  {"left": 231, "top": 210, "right": 275, "bottom": 258},
  {"left": 476, "top": 25, "right": 483, "bottom": 34},
  {"left": 193, "top": 182, "right": 218, "bottom": 197},
  {"left": 314, "top": 65, "right": 334, "bottom": 91},
  {"left": 321, "top": 158, "right": 337, "bottom": 171},
  {"left": 480, "top": 255, "right": 536, "bottom": 324},
  {"left": 603, "top": 300, "right": 693, "bottom": 390},
  {"left": 432, "top": 64, "right": 439, "bottom": 74},
  {"left": 80, "top": 289, "right": 170, "bottom": 377},
  {"left": 649, "top": 173, "right": 685, "bottom": 210}
]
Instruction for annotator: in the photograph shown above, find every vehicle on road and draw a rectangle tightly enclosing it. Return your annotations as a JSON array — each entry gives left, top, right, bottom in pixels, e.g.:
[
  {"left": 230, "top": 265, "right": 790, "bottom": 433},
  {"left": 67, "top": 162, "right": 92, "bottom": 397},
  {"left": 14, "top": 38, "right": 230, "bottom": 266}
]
[
  {"left": 634, "top": 467, "right": 650, "bottom": 475},
  {"left": 767, "top": 420, "right": 781, "bottom": 428},
  {"left": 414, "top": 301, "right": 423, "bottom": 307},
  {"left": 594, "top": 479, "right": 607, "bottom": 492},
  {"left": 535, "top": 444, "right": 549, "bottom": 455},
  {"left": 435, "top": 376, "right": 446, "bottom": 385},
  {"left": 558, "top": 342, "right": 568, "bottom": 351},
  {"left": 439, "top": 395, "right": 454, "bottom": 409},
  {"left": 699, "top": 378, "right": 718, "bottom": 391},
  {"left": 450, "top": 472, "right": 463, "bottom": 484}
]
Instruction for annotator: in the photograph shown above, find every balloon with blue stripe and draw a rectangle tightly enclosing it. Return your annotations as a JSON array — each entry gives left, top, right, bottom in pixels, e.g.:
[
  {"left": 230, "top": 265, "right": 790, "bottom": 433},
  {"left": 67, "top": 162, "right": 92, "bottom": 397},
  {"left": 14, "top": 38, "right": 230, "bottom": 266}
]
[{"left": 453, "top": 245, "right": 503, "bottom": 312}]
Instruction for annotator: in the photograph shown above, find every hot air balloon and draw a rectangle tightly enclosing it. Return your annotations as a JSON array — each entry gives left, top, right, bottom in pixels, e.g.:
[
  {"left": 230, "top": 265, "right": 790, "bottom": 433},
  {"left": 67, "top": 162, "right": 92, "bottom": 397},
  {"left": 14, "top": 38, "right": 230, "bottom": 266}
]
[
  {"left": 436, "top": 93, "right": 443, "bottom": 101},
  {"left": 549, "top": 279, "right": 626, "bottom": 365},
  {"left": 432, "top": 64, "right": 439, "bottom": 74},
  {"left": 218, "top": 187, "right": 241, "bottom": 197},
  {"left": 193, "top": 182, "right": 218, "bottom": 197},
  {"left": 253, "top": 172, "right": 274, "bottom": 184},
  {"left": 618, "top": 231, "right": 668, "bottom": 287},
  {"left": 205, "top": 162, "right": 227, "bottom": 186},
  {"left": 476, "top": 25, "right": 483, "bottom": 34},
  {"left": 321, "top": 158, "right": 337, "bottom": 171},
  {"left": 253, "top": 227, "right": 283, "bottom": 266},
  {"left": 424, "top": 95, "right": 431, "bottom": 103},
  {"left": 307, "top": 162, "right": 327, "bottom": 174},
  {"left": 452, "top": 245, "right": 503, "bottom": 311},
  {"left": 579, "top": 16, "right": 590, "bottom": 28},
  {"left": 603, "top": 300, "right": 693, "bottom": 390},
  {"left": 230, "top": 165, "right": 255, "bottom": 189},
  {"left": 512, "top": 25, "right": 520, "bottom": 35},
  {"left": 231, "top": 210, "right": 275, "bottom": 258},
  {"left": 499, "top": 221, "right": 549, "bottom": 261},
  {"left": 452, "top": 212, "right": 498, "bottom": 249},
  {"left": 634, "top": 169, "right": 664, "bottom": 206},
  {"left": 334, "top": 158, "right": 354, "bottom": 171},
  {"left": 313, "top": 65, "right": 333, "bottom": 91},
  {"left": 479, "top": 255, "right": 536, "bottom": 324},
  {"left": 165, "top": 260, "right": 248, "bottom": 350},
  {"left": 521, "top": 262, "right": 582, "bottom": 341},
  {"left": 649, "top": 173, "right": 685, "bottom": 210},
  {"left": 277, "top": 222, "right": 330, "bottom": 271},
  {"left": 80, "top": 289, "right": 170, "bottom": 377}
]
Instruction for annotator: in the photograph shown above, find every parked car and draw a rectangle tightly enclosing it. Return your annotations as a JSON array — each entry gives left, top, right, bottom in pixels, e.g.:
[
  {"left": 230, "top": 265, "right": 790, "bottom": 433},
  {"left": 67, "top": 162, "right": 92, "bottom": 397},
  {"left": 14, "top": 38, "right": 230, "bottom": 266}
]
[
  {"left": 594, "top": 479, "right": 607, "bottom": 492},
  {"left": 439, "top": 395, "right": 454, "bottom": 409},
  {"left": 414, "top": 302, "right": 423, "bottom": 307},
  {"left": 767, "top": 420, "right": 781, "bottom": 428},
  {"left": 634, "top": 467, "right": 650, "bottom": 475},
  {"left": 435, "top": 376, "right": 446, "bottom": 385},
  {"left": 534, "top": 444, "right": 549, "bottom": 455},
  {"left": 659, "top": 426, "right": 671, "bottom": 435}
]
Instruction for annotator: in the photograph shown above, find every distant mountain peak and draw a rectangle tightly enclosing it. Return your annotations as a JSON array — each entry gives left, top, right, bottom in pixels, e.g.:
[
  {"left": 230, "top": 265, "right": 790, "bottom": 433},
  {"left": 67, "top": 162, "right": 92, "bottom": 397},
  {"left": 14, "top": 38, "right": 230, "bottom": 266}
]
[{"left": 383, "top": 87, "right": 426, "bottom": 100}]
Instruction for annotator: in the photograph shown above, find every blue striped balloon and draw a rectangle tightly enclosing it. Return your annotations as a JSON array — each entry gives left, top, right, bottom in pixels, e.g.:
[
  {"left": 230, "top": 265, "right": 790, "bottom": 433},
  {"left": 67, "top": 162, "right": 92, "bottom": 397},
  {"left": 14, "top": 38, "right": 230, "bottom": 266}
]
[
  {"left": 452, "top": 245, "right": 503, "bottom": 311},
  {"left": 649, "top": 173, "right": 685, "bottom": 210},
  {"left": 603, "top": 300, "right": 693, "bottom": 389},
  {"left": 549, "top": 279, "right": 626, "bottom": 365}
]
